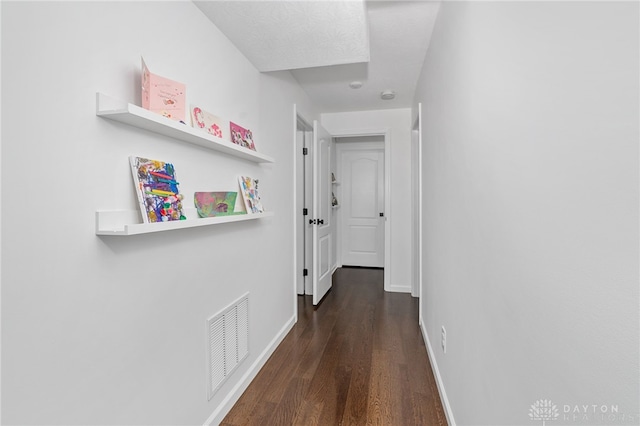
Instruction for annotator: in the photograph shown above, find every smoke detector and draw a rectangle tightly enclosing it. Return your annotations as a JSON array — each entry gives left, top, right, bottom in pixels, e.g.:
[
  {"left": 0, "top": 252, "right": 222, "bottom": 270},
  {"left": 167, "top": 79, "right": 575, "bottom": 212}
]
[{"left": 380, "top": 90, "right": 396, "bottom": 100}]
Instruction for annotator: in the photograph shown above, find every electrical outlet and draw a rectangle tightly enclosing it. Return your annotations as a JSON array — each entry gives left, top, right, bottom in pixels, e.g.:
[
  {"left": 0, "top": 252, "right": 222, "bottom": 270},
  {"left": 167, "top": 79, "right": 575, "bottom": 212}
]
[{"left": 441, "top": 326, "right": 447, "bottom": 353}]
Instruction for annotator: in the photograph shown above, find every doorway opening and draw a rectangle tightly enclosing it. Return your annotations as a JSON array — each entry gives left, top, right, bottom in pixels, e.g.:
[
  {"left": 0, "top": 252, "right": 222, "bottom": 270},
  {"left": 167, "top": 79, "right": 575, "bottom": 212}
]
[
  {"left": 294, "top": 112, "right": 333, "bottom": 306},
  {"left": 333, "top": 131, "right": 391, "bottom": 290},
  {"left": 295, "top": 114, "right": 313, "bottom": 296},
  {"left": 412, "top": 103, "right": 423, "bottom": 322}
]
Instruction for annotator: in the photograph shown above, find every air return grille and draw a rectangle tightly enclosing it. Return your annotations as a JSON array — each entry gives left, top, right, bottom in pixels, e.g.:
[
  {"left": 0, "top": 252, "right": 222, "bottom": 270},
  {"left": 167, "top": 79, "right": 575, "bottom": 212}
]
[{"left": 206, "top": 293, "right": 249, "bottom": 400}]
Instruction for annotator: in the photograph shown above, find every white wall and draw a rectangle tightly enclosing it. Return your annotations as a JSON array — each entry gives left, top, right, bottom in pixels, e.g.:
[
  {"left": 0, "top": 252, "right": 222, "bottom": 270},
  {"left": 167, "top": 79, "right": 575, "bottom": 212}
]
[
  {"left": 322, "top": 109, "right": 413, "bottom": 292},
  {"left": 1, "top": 2, "right": 315, "bottom": 424},
  {"left": 414, "top": 2, "right": 639, "bottom": 425}
]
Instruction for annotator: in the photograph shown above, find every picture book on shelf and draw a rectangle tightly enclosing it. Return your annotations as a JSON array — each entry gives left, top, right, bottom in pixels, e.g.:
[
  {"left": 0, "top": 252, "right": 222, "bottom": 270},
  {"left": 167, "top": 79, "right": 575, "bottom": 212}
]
[
  {"left": 190, "top": 106, "right": 228, "bottom": 140},
  {"left": 230, "top": 122, "right": 256, "bottom": 151},
  {"left": 238, "top": 176, "right": 264, "bottom": 214},
  {"left": 129, "top": 156, "right": 186, "bottom": 224},
  {"left": 194, "top": 191, "right": 240, "bottom": 218},
  {"left": 141, "top": 57, "right": 186, "bottom": 123}
]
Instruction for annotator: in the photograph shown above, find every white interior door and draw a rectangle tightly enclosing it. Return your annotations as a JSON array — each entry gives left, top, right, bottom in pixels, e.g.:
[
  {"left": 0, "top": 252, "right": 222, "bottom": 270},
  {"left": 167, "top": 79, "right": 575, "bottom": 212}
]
[
  {"left": 312, "top": 121, "right": 332, "bottom": 305},
  {"left": 340, "top": 146, "right": 385, "bottom": 267}
]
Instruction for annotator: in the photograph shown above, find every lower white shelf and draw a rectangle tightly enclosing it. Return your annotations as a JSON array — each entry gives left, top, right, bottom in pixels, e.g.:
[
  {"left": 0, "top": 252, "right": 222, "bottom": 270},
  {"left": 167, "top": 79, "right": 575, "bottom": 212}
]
[{"left": 96, "top": 209, "right": 273, "bottom": 236}]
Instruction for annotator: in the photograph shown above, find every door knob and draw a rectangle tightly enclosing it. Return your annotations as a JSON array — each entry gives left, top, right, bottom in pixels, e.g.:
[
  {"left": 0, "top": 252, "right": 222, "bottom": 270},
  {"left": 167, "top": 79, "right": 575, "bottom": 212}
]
[{"left": 318, "top": 219, "right": 324, "bottom": 225}]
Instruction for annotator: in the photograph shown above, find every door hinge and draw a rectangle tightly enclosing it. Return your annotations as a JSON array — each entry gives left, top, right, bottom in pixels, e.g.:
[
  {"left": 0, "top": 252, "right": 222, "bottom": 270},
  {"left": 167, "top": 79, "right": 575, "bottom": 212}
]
[
  {"left": 302, "top": 147, "right": 308, "bottom": 155},
  {"left": 303, "top": 269, "right": 308, "bottom": 276},
  {"left": 303, "top": 208, "right": 308, "bottom": 216}
]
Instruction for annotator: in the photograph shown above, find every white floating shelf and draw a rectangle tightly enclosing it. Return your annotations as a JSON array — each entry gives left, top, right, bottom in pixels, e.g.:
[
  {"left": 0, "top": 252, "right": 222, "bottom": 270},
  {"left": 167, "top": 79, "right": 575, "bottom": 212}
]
[
  {"left": 96, "top": 210, "right": 274, "bottom": 236},
  {"left": 96, "top": 93, "right": 275, "bottom": 164}
]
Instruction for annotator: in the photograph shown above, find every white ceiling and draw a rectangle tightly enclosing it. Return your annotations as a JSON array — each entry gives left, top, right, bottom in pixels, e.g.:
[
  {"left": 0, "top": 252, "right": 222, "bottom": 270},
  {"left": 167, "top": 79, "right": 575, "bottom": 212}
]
[
  {"left": 194, "top": 0, "right": 370, "bottom": 72},
  {"left": 195, "top": 1, "right": 440, "bottom": 113}
]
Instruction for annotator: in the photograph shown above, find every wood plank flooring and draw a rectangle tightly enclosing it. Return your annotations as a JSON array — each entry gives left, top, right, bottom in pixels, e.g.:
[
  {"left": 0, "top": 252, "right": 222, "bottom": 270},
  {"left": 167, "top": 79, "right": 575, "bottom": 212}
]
[{"left": 221, "top": 267, "right": 447, "bottom": 426}]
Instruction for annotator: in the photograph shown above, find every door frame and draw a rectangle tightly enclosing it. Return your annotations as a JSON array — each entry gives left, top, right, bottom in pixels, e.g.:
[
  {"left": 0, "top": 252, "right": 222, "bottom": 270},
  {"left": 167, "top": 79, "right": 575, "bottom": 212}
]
[
  {"left": 293, "top": 105, "right": 313, "bottom": 322},
  {"left": 336, "top": 140, "right": 385, "bottom": 268},
  {"left": 332, "top": 128, "right": 391, "bottom": 291},
  {"left": 412, "top": 104, "right": 423, "bottom": 323}
]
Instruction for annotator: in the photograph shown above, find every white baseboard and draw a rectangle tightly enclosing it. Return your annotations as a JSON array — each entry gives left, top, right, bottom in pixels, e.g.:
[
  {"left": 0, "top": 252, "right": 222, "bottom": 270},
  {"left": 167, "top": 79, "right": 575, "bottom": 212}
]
[
  {"left": 203, "top": 315, "right": 296, "bottom": 426},
  {"left": 385, "top": 284, "right": 411, "bottom": 293},
  {"left": 420, "top": 319, "right": 456, "bottom": 426}
]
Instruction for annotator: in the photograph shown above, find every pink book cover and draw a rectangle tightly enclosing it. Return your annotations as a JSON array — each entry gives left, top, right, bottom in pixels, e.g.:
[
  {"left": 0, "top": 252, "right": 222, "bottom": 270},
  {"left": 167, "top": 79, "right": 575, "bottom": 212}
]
[
  {"left": 229, "top": 121, "right": 256, "bottom": 151},
  {"left": 141, "top": 57, "right": 186, "bottom": 123},
  {"left": 190, "top": 105, "right": 228, "bottom": 140}
]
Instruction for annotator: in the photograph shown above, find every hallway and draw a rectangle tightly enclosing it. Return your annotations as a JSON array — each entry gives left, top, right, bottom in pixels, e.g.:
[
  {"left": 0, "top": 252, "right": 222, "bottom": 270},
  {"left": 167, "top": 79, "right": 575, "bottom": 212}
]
[{"left": 222, "top": 267, "right": 447, "bottom": 425}]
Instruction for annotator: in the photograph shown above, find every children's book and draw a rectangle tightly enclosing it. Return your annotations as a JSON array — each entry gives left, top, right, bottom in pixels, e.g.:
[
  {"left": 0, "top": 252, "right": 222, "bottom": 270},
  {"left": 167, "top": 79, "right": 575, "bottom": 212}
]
[
  {"left": 129, "top": 156, "right": 186, "bottom": 224},
  {"left": 238, "top": 176, "right": 264, "bottom": 214},
  {"left": 190, "top": 106, "right": 228, "bottom": 140},
  {"left": 194, "top": 191, "right": 240, "bottom": 218},
  {"left": 141, "top": 57, "right": 186, "bottom": 123},
  {"left": 230, "top": 122, "right": 256, "bottom": 151}
]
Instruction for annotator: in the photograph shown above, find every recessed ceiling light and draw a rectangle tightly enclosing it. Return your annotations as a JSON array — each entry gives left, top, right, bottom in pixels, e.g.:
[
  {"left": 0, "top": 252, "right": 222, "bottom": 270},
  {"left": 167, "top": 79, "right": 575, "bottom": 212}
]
[
  {"left": 349, "top": 81, "right": 363, "bottom": 89},
  {"left": 380, "top": 90, "right": 396, "bottom": 100}
]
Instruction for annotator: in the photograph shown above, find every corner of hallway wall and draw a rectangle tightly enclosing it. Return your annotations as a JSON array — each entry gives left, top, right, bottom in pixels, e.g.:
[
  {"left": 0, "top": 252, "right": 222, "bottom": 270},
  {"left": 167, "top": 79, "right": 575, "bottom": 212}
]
[
  {"left": 1, "top": 2, "right": 317, "bottom": 425},
  {"left": 321, "top": 109, "right": 413, "bottom": 292},
  {"left": 413, "top": 1, "right": 639, "bottom": 425},
  {"left": 419, "top": 316, "right": 456, "bottom": 426}
]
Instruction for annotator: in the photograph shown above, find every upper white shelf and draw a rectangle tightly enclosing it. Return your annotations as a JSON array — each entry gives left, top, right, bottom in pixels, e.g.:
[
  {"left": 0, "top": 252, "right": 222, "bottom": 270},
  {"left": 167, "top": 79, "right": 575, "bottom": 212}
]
[{"left": 95, "top": 93, "right": 275, "bottom": 164}]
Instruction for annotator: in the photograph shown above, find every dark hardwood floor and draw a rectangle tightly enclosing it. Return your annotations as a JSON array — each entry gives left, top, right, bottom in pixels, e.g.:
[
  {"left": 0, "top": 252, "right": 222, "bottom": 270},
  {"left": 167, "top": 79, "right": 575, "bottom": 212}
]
[{"left": 221, "top": 267, "right": 447, "bottom": 426}]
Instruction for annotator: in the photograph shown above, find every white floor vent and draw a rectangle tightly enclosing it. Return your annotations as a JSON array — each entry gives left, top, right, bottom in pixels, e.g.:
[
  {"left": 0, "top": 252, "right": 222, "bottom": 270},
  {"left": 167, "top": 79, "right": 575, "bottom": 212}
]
[{"left": 206, "top": 293, "right": 249, "bottom": 400}]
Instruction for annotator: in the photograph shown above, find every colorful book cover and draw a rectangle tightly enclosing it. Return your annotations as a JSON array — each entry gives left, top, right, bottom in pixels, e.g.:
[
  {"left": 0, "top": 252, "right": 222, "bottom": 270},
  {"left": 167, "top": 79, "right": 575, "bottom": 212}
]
[
  {"left": 141, "top": 57, "right": 186, "bottom": 122},
  {"left": 190, "top": 106, "right": 228, "bottom": 140},
  {"left": 129, "top": 156, "right": 186, "bottom": 224},
  {"left": 238, "top": 176, "right": 264, "bottom": 214},
  {"left": 194, "top": 192, "right": 240, "bottom": 218},
  {"left": 229, "top": 122, "right": 256, "bottom": 151}
]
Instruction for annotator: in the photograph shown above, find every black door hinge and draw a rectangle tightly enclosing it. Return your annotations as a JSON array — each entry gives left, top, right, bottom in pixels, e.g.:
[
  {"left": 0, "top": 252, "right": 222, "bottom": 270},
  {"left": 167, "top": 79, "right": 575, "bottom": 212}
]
[
  {"left": 303, "top": 147, "right": 308, "bottom": 155},
  {"left": 303, "top": 269, "right": 308, "bottom": 276},
  {"left": 303, "top": 208, "right": 308, "bottom": 216}
]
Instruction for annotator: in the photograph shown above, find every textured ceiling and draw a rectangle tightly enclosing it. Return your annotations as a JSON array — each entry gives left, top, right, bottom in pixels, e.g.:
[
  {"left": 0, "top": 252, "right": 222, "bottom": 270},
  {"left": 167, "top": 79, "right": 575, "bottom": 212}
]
[
  {"left": 194, "top": 0, "right": 440, "bottom": 113},
  {"left": 194, "top": 0, "right": 370, "bottom": 72},
  {"left": 292, "top": 1, "right": 440, "bottom": 112}
]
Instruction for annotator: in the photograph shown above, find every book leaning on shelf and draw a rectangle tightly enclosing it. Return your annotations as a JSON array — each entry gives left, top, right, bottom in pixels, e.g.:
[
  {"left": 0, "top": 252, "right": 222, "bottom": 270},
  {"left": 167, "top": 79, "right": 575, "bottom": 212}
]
[
  {"left": 238, "top": 176, "right": 264, "bottom": 214},
  {"left": 129, "top": 156, "right": 186, "bottom": 224}
]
